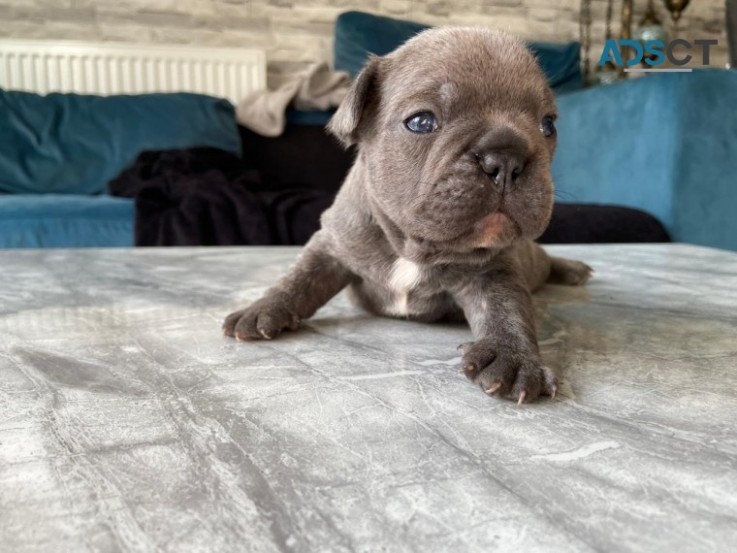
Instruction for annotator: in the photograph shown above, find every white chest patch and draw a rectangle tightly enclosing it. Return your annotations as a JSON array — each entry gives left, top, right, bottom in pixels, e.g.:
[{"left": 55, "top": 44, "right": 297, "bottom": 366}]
[
  {"left": 387, "top": 257, "right": 423, "bottom": 316},
  {"left": 389, "top": 257, "right": 423, "bottom": 292}
]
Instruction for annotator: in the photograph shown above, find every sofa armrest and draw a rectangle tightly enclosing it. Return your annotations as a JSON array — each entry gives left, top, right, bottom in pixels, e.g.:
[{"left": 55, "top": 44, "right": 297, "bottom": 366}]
[{"left": 553, "top": 70, "right": 737, "bottom": 250}]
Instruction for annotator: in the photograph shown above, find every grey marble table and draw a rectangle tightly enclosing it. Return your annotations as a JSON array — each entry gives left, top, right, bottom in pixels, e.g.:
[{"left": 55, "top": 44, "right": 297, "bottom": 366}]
[{"left": 1, "top": 244, "right": 736, "bottom": 553}]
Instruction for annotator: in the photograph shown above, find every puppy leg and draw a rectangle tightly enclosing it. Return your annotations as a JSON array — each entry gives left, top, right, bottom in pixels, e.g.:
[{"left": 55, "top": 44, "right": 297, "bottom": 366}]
[
  {"left": 512, "top": 240, "right": 592, "bottom": 290},
  {"left": 453, "top": 266, "right": 556, "bottom": 404},
  {"left": 223, "top": 233, "right": 353, "bottom": 341},
  {"left": 547, "top": 256, "right": 593, "bottom": 286}
]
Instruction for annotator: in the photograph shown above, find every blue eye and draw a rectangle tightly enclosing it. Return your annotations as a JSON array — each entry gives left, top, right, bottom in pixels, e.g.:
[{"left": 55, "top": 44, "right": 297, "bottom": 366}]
[
  {"left": 541, "top": 115, "right": 556, "bottom": 137},
  {"left": 405, "top": 112, "right": 438, "bottom": 133}
]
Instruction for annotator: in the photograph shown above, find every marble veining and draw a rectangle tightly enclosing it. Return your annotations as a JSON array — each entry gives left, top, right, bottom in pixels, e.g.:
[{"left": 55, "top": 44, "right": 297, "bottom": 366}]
[{"left": 1, "top": 244, "right": 736, "bottom": 552}]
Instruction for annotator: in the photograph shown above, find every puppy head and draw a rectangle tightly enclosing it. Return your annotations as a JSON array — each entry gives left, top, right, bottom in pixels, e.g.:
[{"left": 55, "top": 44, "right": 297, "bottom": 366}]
[{"left": 328, "top": 27, "right": 557, "bottom": 260}]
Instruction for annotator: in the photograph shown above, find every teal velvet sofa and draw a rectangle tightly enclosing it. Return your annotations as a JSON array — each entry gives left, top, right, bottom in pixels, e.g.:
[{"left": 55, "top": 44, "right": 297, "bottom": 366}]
[
  {"left": 554, "top": 70, "right": 737, "bottom": 251},
  {"left": 0, "top": 90, "right": 241, "bottom": 248}
]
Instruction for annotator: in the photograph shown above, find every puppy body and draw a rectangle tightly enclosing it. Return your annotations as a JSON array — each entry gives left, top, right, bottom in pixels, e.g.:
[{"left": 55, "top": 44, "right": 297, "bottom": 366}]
[{"left": 224, "top": 27, "right": 592, "bottom": 403}]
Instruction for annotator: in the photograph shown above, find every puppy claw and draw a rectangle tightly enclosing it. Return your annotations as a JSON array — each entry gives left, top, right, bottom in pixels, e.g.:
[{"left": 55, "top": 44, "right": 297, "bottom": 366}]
[
  {"left": 550, "top": 385, "right": 558, "bottom": 400},
  {"left": 517, "top": 391, "right": 527, "bottom": 406},
  {"left": 457, "top": 342, "right": 473, "bottom": 352},
  {"left": 485, "top": 383, "right": 502, "bottom": 395},
  {"left": 462, "top": 363, "right": 478, "bottom": 374}
]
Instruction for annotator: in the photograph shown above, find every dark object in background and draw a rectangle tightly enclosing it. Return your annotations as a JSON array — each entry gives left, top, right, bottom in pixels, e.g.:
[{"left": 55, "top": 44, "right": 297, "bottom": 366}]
[
  {"left": 109, "top": 148, "right": 334, "bottom": 247},
  {"left": 539, "top": 204, "right": 670, "bottom": 244},
  {"left": 239, "top": 125, "right": 354, "bottom": 193}
]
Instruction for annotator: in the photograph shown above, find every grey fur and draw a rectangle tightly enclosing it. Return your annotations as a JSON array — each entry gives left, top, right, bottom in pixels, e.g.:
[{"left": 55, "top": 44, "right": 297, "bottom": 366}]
[{"left": 223, "top": 27, "right": 592, "bottom": 404}]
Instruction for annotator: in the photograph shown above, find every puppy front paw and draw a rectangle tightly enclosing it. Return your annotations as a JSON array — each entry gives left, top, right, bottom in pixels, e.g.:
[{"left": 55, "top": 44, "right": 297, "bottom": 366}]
[
  {"left": 459, "top": 340, "right": 557, "bottom": 404},
  {"left": 222, "top": 296, "right": 300, "bottom": 341}
]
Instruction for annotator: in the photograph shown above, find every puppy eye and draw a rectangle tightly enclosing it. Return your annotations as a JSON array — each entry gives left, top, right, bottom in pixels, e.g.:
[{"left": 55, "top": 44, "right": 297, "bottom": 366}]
[
  {"left": 540, "top": 115, "right": 556, "bottom": 138},
  {"left": 405, "top": 112, "right": 438, "bottom": 134}
]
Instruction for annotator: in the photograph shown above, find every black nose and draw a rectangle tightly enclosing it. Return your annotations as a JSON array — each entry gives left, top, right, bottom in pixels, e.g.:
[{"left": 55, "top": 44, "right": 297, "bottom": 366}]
[
  {"left": 477, "top": 151, "right": 526, "bottom": 189},
  {"left": 474, "top": 126, "right": 530, "bottom": 191}
]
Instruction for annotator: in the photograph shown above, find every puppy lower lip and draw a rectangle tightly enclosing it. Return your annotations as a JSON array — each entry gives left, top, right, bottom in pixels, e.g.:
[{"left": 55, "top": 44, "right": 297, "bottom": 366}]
[
  {"left": 476, "top": 211, "right": 510, "bottom": 230},
  {"left": 471, "top": 212, "right": 515, "bottom": 247}
]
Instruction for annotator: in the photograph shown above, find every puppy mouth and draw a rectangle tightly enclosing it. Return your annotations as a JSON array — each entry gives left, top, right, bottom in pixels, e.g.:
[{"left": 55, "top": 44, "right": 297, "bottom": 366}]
[{"left": 468, "top": 211, "right": 520, "bottom": 248}]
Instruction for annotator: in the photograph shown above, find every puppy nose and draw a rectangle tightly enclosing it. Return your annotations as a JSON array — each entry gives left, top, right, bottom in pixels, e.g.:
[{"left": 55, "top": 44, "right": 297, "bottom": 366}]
[
  {"left": 474, "top": 126, "right": 530, "bottom": 191},
  {"left": 477, "top": 151, "right": 526, "bottom": 189}
]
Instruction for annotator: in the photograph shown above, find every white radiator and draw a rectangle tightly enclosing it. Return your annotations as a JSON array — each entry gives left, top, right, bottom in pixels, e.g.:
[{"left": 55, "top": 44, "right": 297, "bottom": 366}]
[{"left": 0, "top": 39, "right": 266, "bottom": 104}]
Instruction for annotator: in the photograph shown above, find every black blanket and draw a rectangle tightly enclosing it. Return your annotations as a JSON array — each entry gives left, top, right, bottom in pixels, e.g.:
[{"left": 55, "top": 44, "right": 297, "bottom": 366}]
[{"left": 109, "top": 148, "right": 334, "bottom": 246}]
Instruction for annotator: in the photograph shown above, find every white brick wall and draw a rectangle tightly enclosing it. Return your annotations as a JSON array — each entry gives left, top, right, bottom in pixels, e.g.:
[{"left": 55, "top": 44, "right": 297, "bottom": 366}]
[{"left": 0, "top": 0, "right": 729, "bottom": 82}]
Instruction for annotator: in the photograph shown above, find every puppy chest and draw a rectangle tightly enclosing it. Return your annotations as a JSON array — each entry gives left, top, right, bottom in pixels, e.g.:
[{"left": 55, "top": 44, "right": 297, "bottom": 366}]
[
  {"left": 389, "top": 257, "right": 423, "bottom": 292},
  {"left": 385, "top": 257, "right": 437, "bottom": 316},
  {"left": 348, "top": 257, "right": 451, "bottom": 319}
]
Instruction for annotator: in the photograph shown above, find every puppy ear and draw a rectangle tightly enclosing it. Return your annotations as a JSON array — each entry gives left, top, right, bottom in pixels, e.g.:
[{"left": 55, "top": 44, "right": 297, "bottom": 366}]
[{"left": 328, "top": 56, "right": 381, "bottom": 147}]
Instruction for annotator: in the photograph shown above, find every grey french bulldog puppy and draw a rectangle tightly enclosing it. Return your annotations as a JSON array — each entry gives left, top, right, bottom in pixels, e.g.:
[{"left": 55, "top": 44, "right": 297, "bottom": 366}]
[{"left": 223, "top": 27, "right": 592, "bottom": 404}]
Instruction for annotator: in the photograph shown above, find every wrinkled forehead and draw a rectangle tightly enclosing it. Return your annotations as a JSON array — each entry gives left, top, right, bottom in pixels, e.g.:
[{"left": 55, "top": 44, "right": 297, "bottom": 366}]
[{"left": 382, "top": 30, "right": 555, "bottom": 113}]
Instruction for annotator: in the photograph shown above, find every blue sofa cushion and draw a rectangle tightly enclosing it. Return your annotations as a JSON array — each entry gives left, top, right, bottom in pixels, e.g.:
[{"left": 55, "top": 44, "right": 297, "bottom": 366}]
[
  {"left": 0, "top": 194, "right": 134, "bottom": 248},
  {"left": 334, "top": 11, "right": 428, "bottom": 72},
  {"left": 0, "top": 90, "right": 241, "bottom": 195},
  {"left": 334, "top": 11, "right": 583, "bottom": 93},
  {"left": 553, "top": 69, "right": 737, "bottom": 251}
]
